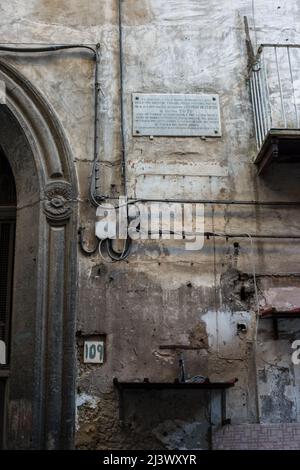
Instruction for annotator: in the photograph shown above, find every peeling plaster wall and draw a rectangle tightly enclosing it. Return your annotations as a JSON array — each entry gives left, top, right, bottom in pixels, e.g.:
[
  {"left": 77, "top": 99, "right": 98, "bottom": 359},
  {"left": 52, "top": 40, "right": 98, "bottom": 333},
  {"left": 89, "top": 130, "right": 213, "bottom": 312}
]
[{"left": 1, "top": 0, "right": 300, "bottom": 449}]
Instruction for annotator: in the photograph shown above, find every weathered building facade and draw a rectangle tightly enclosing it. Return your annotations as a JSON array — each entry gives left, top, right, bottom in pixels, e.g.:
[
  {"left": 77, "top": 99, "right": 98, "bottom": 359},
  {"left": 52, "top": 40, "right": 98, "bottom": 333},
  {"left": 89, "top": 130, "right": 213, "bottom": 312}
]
[{"left": 1, "top": 0, "right": 300, "bottom": 450}]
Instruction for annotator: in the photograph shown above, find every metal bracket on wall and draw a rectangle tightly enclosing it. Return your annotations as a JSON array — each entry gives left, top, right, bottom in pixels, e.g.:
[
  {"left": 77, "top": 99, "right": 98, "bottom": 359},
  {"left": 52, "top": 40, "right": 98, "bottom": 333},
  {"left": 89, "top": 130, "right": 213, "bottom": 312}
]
[{"left": 113, "top": 377, "right": 237, "bottom": 427}]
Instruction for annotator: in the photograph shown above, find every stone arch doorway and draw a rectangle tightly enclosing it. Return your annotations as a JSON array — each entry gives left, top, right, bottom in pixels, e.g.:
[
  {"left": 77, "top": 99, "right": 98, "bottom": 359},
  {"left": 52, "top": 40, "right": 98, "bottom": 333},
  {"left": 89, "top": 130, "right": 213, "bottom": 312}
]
[{"left": 0, "top": 59, "right": 78, "bottom": 449}]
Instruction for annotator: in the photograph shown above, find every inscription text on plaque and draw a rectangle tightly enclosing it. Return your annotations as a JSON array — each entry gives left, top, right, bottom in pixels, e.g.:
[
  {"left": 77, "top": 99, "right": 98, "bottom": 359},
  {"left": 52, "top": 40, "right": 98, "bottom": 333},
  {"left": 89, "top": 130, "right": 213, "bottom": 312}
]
[{"left": 132, "top": 93, "right": 221, "bottom": 137}]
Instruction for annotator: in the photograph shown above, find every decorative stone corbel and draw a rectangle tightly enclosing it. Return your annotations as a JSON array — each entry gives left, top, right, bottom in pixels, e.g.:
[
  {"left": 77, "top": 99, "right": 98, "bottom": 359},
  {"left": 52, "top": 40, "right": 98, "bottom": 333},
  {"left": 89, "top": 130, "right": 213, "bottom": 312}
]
[{"left": 43, "top": 181, "right": 73, "bottom": 225}]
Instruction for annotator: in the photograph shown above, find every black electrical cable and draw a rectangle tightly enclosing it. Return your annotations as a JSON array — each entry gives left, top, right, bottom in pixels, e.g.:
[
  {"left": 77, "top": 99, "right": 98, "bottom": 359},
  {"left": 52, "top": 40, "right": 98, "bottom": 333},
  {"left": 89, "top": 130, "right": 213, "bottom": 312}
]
[
  {"left": 0, "top": 42, "right": 131, "bottom": 260},
  {"left": 95, "top": 196, "right": 300, "bottom": 207},
  {"left": 85, "top": 226, "right": 300, "bottom": 261},
  {"left": 4, "top": 44, "right": 300, "bottom": 257},
  {"left": 0, "top": 43, "right": 103, "bottom": 206},
  {"left": 0, "top": 44, "right": 96, "bottom": 54},
  {"left": 204, "top": 232, "right": 300, "bottom": 240},
  {"left": 143, "top": 198, "right": 300, "bottom": 206},
  {"left": 88, "top": 3, "right": 131, "bottom": 262},
  {"left": 145, "top": 230, "right": 300, "bottom": 240},
  {"left": 96, "top": 0, "right": 132, "bottom": 262},
  {"left": 106, "top": 237, "right": 132, "bottom": 261},
  {"left": 89, "top": 43, "right": 103, "bottom": 206}
]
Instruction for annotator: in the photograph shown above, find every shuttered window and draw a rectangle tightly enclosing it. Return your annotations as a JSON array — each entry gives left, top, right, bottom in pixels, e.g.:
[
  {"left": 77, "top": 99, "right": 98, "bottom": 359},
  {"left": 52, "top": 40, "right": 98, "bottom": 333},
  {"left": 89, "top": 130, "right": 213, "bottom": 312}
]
[
  {"left": 0, "top": 147, "right": 16, "bottom": 449},
  {"left": 0, "top": 148, "right": 16, "bottom": 363},
  {"left": 0, "top": 380, "right": 5, "bottom": 449},
  {"left": 0, "top": 222, "right": 15, "bottom": 352}
]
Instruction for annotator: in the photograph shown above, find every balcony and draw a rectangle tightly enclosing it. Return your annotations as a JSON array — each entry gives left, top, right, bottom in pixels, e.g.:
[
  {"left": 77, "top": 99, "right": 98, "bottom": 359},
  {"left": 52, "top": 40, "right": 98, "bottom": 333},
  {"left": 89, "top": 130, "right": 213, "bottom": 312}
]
[{"left": 249, "top": 44, "right": 300, "bottom": 174}]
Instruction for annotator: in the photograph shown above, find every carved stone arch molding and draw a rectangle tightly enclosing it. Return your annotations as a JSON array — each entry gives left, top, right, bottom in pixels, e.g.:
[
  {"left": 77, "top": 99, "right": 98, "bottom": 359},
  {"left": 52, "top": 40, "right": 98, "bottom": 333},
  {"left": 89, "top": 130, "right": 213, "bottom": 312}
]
[{"left": 0, "top": 59, "right": 78, "bottom": 449}]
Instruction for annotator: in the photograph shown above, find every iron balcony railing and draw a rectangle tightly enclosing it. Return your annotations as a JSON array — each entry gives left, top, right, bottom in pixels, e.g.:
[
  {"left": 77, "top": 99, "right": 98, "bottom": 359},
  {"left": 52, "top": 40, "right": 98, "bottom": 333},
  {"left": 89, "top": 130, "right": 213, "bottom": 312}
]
[{"left": 249, "top": 44, "right": 300, "bottom": 150}]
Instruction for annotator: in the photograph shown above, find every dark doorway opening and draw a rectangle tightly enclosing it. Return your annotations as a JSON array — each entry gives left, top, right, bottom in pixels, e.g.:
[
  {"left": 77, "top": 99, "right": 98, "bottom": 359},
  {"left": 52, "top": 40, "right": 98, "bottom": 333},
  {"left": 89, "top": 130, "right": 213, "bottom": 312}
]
[{"left": 0, "top": 146, "right": 16, "bottom": 449}]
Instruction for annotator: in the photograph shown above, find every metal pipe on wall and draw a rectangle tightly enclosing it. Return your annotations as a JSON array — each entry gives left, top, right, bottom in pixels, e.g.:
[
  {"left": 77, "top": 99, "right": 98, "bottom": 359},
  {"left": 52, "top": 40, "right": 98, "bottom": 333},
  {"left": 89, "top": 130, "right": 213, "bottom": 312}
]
[{"left": 118, "top": 0, "right": 127, "bottom": 193}]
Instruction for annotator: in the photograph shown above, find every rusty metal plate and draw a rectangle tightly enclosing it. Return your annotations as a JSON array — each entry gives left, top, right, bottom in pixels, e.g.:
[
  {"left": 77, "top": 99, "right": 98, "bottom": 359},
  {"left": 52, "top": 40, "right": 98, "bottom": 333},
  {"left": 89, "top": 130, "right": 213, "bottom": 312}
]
[{"left": 132, "top": 93, "right": 221, "bottom": 137}]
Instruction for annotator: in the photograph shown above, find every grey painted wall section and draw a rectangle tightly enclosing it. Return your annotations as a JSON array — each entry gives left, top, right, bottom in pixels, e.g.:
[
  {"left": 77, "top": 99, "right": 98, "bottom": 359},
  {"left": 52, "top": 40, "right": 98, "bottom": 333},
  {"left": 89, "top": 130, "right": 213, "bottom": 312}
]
[{"left": 1, "top": 0, "right": 300, "bottom": 449}]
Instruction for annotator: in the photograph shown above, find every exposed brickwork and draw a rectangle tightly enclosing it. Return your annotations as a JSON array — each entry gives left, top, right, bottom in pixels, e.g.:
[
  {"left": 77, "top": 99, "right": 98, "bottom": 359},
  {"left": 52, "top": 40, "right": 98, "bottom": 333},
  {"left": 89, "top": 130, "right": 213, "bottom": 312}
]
[{"left": 212, "top": 424, "right": 300, "bottom": 450}]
